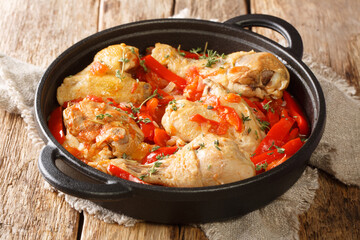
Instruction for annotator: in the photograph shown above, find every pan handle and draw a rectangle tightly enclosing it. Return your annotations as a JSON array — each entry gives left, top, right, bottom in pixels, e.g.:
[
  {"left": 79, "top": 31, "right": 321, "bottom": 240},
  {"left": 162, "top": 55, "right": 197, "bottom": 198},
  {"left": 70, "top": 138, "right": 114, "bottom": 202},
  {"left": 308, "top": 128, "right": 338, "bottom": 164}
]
[
  {"left": 38, "top": 144, "right": 132, "bottom": 200},
  {"left": 224, "top": 14, "right": 303, "bottom": 59}
]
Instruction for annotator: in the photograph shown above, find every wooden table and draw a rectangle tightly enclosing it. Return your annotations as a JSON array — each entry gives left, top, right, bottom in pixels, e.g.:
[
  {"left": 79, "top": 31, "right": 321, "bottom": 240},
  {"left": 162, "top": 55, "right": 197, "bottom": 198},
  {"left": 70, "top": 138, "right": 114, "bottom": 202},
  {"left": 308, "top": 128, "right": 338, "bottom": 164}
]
[{"left": 0, "top": 0, "right": 359, "bottom": 239}]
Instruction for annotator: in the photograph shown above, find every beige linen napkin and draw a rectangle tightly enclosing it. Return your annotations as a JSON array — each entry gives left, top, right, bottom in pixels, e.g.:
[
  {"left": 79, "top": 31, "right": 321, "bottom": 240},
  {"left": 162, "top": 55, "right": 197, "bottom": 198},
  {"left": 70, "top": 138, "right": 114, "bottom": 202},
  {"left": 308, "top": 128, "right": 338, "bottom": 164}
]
[{"left": 0, "top": 49, "right": 359, "bottom": 239}]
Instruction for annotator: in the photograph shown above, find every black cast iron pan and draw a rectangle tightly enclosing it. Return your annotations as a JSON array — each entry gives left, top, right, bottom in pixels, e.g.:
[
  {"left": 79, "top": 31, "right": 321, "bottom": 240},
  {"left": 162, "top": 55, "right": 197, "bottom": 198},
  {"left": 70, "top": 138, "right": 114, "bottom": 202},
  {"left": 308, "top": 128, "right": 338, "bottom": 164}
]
[{"left": 35, "top": 14, "right": 326, "bottom": 224}]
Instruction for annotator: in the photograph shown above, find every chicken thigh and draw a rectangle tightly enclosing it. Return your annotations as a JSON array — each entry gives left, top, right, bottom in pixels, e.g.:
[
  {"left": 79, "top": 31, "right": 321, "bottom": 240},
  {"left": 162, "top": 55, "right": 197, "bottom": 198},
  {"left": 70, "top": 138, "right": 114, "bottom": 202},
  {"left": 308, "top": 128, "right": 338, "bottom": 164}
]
[
  {"left": 151, "top": 43, "right": 289, "bottom": 99},
  {"left": 57, "top": 44, "right": 152, "bottom": 106},
  {"left": 90, "top": 133, "right": 255, "bottom": 187},
  {"left": 161, "top": 96, "right": 265, "bottom": 154},
  {"left": 62, "top": 97, "right": 149, "bottom": 162}
]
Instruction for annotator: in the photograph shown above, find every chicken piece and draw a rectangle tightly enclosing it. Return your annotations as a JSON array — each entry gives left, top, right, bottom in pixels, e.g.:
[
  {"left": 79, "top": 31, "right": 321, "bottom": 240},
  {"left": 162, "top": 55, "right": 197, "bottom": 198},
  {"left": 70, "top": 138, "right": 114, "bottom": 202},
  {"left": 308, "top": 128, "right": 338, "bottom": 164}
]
[
  {"left": 90, "top": 134, "right": 255, "bottom": 187},
  {"left": 151, "top": 43, "right": 289, "bottom": 99},
  {"left": 222, "top": 51, "right": 290, "bottom": 99},
  {"left": 151, "top": 43, "right": 206, "bottom": 77},
  {"left": 57, "top": 72, "right": 151, "bottom": 106},
  {"left": 62, "top": 97, "right": 149, "bottom": 162},
  {"left": 94, "top": 44, "right": 139, "bottom": 74},
  {"left": 57, "top": 44, "right": 151, "bottom": 106},
  {"left": 161, "top": 95, "right": 265, "bottom": 154},
  {"left": 202, "top": 78, "right": 229, "bottom": 97},
  {"left": 162, "top": 99, "right": 218, "bottom": 142}
]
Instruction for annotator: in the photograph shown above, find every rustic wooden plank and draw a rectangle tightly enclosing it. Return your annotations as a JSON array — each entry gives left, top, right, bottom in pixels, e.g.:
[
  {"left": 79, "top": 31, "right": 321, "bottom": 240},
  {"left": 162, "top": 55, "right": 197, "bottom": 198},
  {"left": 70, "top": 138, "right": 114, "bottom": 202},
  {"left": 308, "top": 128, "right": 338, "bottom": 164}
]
[
  {"left": 0, "top": 0, "right": 100, "bottom": 68},
  {"left": 81, "top": 215, "right": 179, "bottom": 240},
  {"left": 0, "top": 0, "right": 101, "bottom": 239},
  {"left": 174, "top": 0, "right": 247, "bottom": 22},
  {"left": 81, "top": 214, "right": 210, "bottom": 240},
  {"left": 0, "top": 111, "right": 80, "bottom": 240},
  {"left": 251, "top": 0, "right": 360, "bottom": 239},
  {"left": 298, "top": 171, "right": 360, "bottom": 239},
  {"left": 98, "top": 0, "right": 175, "bottom": 31}
]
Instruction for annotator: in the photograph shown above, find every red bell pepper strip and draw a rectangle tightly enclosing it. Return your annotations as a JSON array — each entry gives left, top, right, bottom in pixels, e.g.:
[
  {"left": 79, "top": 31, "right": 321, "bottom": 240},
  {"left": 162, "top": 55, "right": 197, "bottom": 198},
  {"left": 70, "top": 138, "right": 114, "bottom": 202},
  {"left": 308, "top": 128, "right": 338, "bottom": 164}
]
[
  {"left": 242, "top": 97, "right": 267, "bottom": 122},
  {"left": 251, "top": 137, "right": 304, "bottom": 166},
  {"left": 131, "top": 81, "right": 139, "bottom": 93},
  {"left": 266, "top": 109, "right": 280, "bottom": 127},
  {"left": 189, "top": 114, "right": 229, "bottom": 135},
  {"left": 280, "top": 108, "right": 290, "bottom": 118},
  {"left": 283, "top": 91, "right": 310, "bottom": 136},
  {"left": 48, "top": 106, "right": 66, "bottom": 144},
  {"left": 201, "top": 94, "right": 221, "bottom": 109},
  {"left": 266, "top": 155, "right": 289, "bottom": 171},
  {"left": 86, "top": 95, "right": 104, "bottom": 103},
  {"left": 90, "top": 61, "right": 109, "bottom": 76},
  {"left": 253, "top": 117, "right": 295, "bottom": 156},
  {"left": 107, "top": 164, "right": 148, "bottom": 184},
  {"left": 285, "top": 127, "right": 299, "bottom": 142},
  {"left": 142, "top": 146, "right": 178, "bottom": 164},
  {"left": 154, "top": 128, "right": 171, "bottom": 147},
  {"left": 224, "top": 93, "right": 242, "bottom": 103},
  {"left": 184, "top": 67, "right": 205, "bottom": 101},
  {"left": 143, "top": 55, "right": 187, "bottom": 89},
  {"left": 146, "top": 98, "right": 159, "bottom": 120},
  {"left": 217, "top": 106, "right": 243, "bottom": 132},
  {"left": 137, "top": 112, "right": 156, "bottom": 141}
]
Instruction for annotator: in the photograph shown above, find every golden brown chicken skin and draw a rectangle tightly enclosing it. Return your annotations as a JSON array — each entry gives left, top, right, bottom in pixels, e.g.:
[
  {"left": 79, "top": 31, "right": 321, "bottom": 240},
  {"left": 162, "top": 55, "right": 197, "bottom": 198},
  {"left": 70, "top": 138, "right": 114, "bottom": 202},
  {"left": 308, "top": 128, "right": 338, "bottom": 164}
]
[
  {"left": 90, "top": 133, "right": 255, "bottom": 187},
  {"left": 57, "top": 44, "right": 152, "bottom": 106},
  {"left": 62, "top": 97, "right": 149, "bottom": 162},
  {"left": 151, "top": 43, "right": 289, "bottom": 99},
  {"left": 161, "top": 97, "right": 265, "bottom": 154}
]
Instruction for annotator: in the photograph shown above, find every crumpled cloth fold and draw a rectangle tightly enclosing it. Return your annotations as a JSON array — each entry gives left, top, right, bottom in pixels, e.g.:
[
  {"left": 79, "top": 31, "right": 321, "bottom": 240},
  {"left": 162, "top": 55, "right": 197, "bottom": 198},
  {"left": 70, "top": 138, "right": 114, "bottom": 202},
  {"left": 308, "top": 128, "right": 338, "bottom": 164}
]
[{"left": 0, "top": 48, "right": 359, "bottom": 239}]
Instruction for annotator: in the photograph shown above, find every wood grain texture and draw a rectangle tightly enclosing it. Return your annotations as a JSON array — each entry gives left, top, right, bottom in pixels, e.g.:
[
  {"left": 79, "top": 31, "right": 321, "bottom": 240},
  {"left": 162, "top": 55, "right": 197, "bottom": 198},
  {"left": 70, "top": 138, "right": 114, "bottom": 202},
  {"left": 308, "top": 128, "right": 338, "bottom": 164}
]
[
  {"left": 81, "top": 214, "right": 208, "bottom": 240},
  {"left": 251, "top": 0, "right": 360, "bottom": 239},
  {"left": 0, "top": 0, "right": 100, "bottom": 239},
  {"left": 174, "top": 0, "right": 247, "bottom": 22},
  {"left": 0, "top": 111, "right": 79, "bottom": 240},
  {"left": 298, "top": 171, "right": 360, "bottom": 239},
  {"left": 0, "top": 0, "right": 100, "bottom": 67},
  {"left": 98, "top": 0, "right": 174, "bottom": 31}
]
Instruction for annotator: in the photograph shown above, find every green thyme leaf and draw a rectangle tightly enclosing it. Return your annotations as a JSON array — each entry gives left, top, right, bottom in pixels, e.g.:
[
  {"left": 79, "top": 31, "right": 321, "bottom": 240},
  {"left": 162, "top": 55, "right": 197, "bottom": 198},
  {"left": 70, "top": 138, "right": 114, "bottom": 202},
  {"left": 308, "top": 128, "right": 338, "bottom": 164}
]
[
  {"left": 258, "top": 119, "right": 270, "bottom": 131},
  {"left": 150, "top": 146, "right": 160, "bottom": 152},
  {"left": 241, "top": 113, "right": 251, "bottom": 123},
  {"left": 177, "top": 45, "right": 186, "bottom": 56},
  {"left": 119, "top": 57, "right": 130, "bottom": 63},
  {"left": 169, "top": 99, "right": 177, "bottom": 111},
  {"left": 190, "top": 47, "right": 202, "bottom": 53},
  {"left": 96, "top": 114, "right": 105, "bottom": 120},
  {"left": 96, "top": 113, "right": 112, "bottom": 120},
  {"left": 255, "top": 162, "right": 268, "bottom": 171},
  {"left": 137, "top": 116, "right": 151, "bottom": 124},
  {"left": 139, "top": 59, "right": 148, "bottom": 72},
  {"left": 275, "top": 145, "right": 285, "bottom": 154},
  {"left": 198, "top": 143, "right": 205, "bottom": 149},
  {"left": 268, "top": 141, "right": 275, "bottom": 150},
  {"left": 138, "top": 89, "right": 161, "bottom": 110},
  {"left": 247, "top": 128, "right": 252, "bottom": 134},
  {"left": 214, "top": 139, "right": 221, "bottom": 151}
]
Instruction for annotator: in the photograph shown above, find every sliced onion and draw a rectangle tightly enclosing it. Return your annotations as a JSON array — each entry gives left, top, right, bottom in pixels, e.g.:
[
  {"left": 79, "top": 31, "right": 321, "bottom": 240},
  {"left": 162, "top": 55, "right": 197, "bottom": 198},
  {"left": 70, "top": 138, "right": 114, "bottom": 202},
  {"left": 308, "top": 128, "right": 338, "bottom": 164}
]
[{"left": 162, "top": 82, "right": 176, "bottom": 93}]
